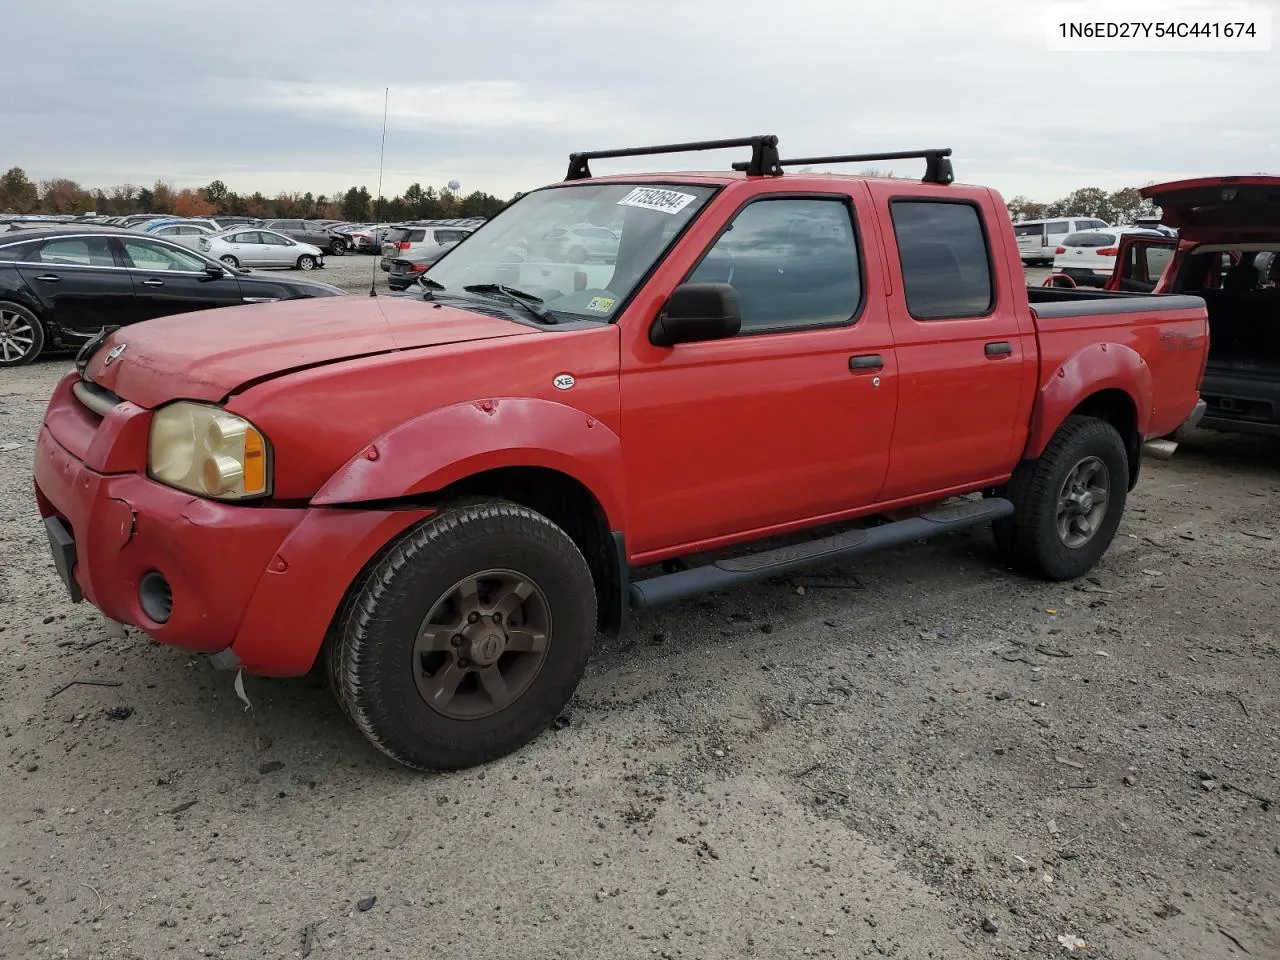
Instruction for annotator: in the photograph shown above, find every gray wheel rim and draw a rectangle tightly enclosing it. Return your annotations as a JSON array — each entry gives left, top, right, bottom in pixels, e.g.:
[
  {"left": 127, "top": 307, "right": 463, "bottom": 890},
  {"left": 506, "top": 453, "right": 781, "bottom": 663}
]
[
  {"left": 300, "top": 257, "right": 314, "bottom": 270},
  {"left": 0, "top": 307, "right": 37, "bottom": 363},
  {"left": 412, "top": 569, "right": 552, "bottom": 720},
  {"left": 1056, "top": 456, "right": 1110, "bottom": 548}
]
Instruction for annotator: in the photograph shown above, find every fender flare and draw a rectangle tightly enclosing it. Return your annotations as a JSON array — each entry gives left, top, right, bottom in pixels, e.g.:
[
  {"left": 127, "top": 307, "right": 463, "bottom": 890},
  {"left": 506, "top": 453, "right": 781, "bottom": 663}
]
[
  {"left": 311, "top": 397, "right": 627, "bottom": 528},
  {"left": 1024, "top": 342, "right": 1152, "bottom": 460}
]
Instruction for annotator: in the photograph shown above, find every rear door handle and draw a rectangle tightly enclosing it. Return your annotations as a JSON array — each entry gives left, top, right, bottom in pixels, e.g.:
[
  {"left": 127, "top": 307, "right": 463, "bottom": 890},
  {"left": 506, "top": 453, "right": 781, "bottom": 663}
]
[
  {"left": 849, "top": 354, "right": 885, "bottom": 371},
  {"left": 985, "top": 341, "right": 1013, "bottom": 357},
  {"left": 35, "top": 274, "right": 61, "bottom": 283},
  {"left": 141, "top": 279, "right": 164, "bottom": 287}
]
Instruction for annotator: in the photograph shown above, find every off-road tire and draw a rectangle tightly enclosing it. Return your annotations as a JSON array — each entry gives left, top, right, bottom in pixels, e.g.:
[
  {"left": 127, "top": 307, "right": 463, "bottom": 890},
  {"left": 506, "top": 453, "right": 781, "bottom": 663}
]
[
  {"left": 326, "top": 500, "right": 596, "bottom": 770},
  {"left": 993, "top": 416, "right": 1128, "bottom": 581}
]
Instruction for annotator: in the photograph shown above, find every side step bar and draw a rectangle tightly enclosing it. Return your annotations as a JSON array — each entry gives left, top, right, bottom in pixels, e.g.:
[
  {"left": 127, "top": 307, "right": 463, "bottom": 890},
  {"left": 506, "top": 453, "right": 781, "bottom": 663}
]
[{"left": 629, "top": 496, "right": 1014, "bottom": 609}]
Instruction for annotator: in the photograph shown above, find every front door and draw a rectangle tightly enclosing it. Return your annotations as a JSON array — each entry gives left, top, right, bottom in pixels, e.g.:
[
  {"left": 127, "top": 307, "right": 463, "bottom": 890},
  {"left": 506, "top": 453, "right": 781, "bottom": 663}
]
[
  {"left": 15, "top": 235, "right": 135, "bottom": 336},
  {"left": 619, "top": 189, "right": 900, "bottom": 559},
  {"left": 118, "top": 237, "right": 243, "bottom": 321},
  {"left": 874, "top": 195, "right": 1037, "bottom": 500}
]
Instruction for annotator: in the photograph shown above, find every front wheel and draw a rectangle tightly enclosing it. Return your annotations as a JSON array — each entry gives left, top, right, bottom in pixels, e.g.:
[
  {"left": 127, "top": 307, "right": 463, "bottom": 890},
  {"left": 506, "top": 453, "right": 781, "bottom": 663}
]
[
  {"left": 328, "top": 239, "right": 347, "bottom": 256},
  {"left": 993, "top": 416, "right": 1128, "bottom": 581},
  {"left": 0, "top": 302, "right": 45, "bottom": 367},
  {"left": 297, "top": 255, "right": 317, "bottom": 271},
  {"left": 327, "top": 500, "right": 597, "bottom": 770}
]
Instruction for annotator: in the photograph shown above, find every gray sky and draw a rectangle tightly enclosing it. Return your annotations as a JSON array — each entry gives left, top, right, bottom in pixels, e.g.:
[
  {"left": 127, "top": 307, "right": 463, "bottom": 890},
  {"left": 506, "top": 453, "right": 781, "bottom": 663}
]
[{"left": 6, "top": 0, "right": 1276, "bottom": 203}]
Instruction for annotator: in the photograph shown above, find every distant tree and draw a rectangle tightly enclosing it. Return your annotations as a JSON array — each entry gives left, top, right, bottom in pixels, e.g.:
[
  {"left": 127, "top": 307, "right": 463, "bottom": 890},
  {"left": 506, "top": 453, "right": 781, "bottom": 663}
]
[
  {"left": 136, "top": 187, "right": 155, "bottom": 211},
  {"left": 173, "top": 188, "right": 215, "bottom": 217},
  {"left": 1005, "top": 195, "right": 1048, "bottom": 222},
  {"left": 245, "top": 192, "right": 267, "bottom": 217},
  {"left": 40, "top": 178, "right": 93, "bottom": 214},
  {"left": 1103, "top": 186, "right": 1158, "bottom": 224},
  {"left": 108, "top": 183, "right": 139, "bottom": 214},
  {"left": 301, "top": 191, "right": 315, "bottom": 217},
  {"left": 0, "top": 167, "right": 39, "bottom": 212},
  {"left": 402, "top": 182, "right": 426, "bottom": 218},
  {"left": 202, "top": 180, "right": 230, "bottom": 211},
  {"left": 341, "top": 186, "right": 370, "bottom": 221},
  {"left": 150, "top": 180, "right": 176, "bottom": 214}
]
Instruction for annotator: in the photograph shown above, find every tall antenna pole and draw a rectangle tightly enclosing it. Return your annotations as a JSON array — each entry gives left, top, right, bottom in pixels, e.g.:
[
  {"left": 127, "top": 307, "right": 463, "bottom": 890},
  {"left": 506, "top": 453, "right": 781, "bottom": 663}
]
[{"left": 370, "top": 86, "right": 389, "bottom": 298}]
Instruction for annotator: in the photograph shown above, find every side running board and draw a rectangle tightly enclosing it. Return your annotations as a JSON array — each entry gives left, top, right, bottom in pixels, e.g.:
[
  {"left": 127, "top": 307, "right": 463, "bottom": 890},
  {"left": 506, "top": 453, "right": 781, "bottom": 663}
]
[{"left": 629, "top": 496, "right": 1014, "bottom": 609}]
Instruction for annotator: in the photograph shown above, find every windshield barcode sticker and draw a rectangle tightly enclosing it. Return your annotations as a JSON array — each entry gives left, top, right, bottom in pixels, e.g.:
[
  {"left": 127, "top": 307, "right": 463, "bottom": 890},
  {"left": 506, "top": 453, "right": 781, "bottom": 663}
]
[{"left": 616, "top": 187, "right": 697, "bottom": 215}]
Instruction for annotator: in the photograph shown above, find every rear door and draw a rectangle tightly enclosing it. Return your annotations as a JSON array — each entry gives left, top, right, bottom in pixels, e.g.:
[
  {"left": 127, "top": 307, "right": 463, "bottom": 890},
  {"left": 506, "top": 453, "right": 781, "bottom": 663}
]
[
  {"left": 874, "top": 192, "right": 1037, "bottom": 499},
  {"left": 15, "top": 235, "right": 135, "bottom": 335},
  {"left": 118, "top": 236, "right": 243, "bottom": 320}
]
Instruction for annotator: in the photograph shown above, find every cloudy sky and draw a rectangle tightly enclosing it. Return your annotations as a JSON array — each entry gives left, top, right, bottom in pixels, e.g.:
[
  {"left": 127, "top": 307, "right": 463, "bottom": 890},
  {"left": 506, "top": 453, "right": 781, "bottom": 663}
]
[{"left": 5, "top": 0, "right": 1276, "bottom": 203}]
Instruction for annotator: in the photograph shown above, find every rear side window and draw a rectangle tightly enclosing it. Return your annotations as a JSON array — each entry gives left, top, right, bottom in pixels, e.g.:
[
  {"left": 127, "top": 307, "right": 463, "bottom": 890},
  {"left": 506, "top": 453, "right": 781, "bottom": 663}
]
[
  {"left": 1046, "top": 220, "right": 1070, "bottom": 234},
  {"left": 434, "top": 230, "right": 468, "bottom": 243},
  {"left": 1014, "top": 223, "right": 1043, "bottom": 238},
  {"left": 1063, "top": 232, "right": 1116, "bottom": 247},
  {"left": 689, "top": 197, "right": 862, "bottom": 333},
  {"left": 890, "top": 201, "right": 994, "bottom": 320},
  {"left": 35, "top": 237, "right": 115, "bottom": 267},
  {"left": 408, "top": 230, "right": 426, "bottom": 242},
  {"left": 0, "top": 240, "right": 38, "bottom": 261}
]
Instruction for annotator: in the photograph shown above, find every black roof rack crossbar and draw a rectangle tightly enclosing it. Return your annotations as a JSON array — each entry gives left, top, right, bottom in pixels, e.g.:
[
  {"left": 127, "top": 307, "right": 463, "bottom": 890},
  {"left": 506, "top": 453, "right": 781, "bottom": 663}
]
[
  {"left": 566, "top": 135, "right": 782, "bottom": 181},
  {"left": 732, "top": 148, "right": 954, "bottom": 185}
]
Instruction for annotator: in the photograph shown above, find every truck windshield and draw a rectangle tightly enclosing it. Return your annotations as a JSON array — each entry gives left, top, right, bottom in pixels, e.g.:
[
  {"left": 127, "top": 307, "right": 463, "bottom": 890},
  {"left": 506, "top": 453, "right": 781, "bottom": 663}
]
[{"left": 422, "top": 182, "right": 716, "bottom": 321}]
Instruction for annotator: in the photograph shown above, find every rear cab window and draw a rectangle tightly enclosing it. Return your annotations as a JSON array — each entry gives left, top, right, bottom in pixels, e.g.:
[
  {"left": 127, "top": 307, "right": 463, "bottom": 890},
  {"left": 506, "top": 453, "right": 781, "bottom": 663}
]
[{"left": 890, "top": 201, "right": 994, "bottom": 319}]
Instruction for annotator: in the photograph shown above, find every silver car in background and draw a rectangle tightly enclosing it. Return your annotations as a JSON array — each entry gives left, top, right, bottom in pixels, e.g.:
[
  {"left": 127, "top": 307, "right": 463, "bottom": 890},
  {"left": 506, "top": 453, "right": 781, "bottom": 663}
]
[
  {"left": 199, "top": 228, "right": 326, "bottom": 271},
  {"left": 148, "top": 221, "right": 218, "bottom": 249}
]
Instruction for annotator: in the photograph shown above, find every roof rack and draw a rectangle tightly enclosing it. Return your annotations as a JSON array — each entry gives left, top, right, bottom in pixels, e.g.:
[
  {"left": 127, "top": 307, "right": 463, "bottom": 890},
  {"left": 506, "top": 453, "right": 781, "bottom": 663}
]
[
  {"left": 565, "top": 135, "right": 782, "bottom": 181},
  {"left": 731, "top": 148, "right": 954, "bottom": 185}
]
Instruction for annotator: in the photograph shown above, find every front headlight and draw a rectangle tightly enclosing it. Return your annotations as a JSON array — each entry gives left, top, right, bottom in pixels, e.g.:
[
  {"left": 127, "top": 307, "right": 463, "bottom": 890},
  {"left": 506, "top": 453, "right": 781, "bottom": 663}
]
[{"left": 148, "top": 402, "right": 271, "bottom": 500}]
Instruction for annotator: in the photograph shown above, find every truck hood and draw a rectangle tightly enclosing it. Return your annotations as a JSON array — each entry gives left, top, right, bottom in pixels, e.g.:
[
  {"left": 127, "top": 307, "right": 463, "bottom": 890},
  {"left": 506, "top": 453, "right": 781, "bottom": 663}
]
[
  {"left": 1143, "top": 175, "right": 1280, "bottom": 240},
  {"left": 81, "top": 295, "right": 533, "bottom": 408}
]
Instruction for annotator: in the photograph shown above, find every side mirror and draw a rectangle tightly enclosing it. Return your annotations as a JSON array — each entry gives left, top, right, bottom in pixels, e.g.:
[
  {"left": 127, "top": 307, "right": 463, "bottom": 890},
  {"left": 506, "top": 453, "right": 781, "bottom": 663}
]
[
  {"left": 649, "top": 282, "right": 741, "bottom": 347},
  {"left": 203, "top": 263, "right": 225, "bottom": 279}
]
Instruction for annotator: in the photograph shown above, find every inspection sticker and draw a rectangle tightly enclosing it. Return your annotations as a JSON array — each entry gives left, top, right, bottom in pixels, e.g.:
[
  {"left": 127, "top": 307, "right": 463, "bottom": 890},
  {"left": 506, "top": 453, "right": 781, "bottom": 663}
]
[
  {"left": 616, "top": 187, "right": 697, "bottom": 215},
  {"left": 586, "top": 296, "right": 616, "bottom": 312}
]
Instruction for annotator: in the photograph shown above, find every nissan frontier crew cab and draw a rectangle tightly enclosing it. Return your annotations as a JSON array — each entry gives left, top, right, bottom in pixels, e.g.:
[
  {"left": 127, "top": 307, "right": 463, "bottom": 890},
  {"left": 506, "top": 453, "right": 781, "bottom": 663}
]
[{"left": 33, "top": 136, "right": 1210, "bottom": 771}]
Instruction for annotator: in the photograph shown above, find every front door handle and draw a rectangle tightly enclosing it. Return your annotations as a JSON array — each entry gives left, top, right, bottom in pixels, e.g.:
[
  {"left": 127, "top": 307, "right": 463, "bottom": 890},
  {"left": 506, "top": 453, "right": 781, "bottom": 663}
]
[
  {"left": 141, "top": 279, "right": 164, "bottom": 287},
  {"left": 849, "top": 354, "right": 885, "bottom": 372},
  {"left": 35, "top": 274, "right": 61, "bottom": 283},
  {"left": 985, "top": 341, "right": 1013, "bottom": 358}
]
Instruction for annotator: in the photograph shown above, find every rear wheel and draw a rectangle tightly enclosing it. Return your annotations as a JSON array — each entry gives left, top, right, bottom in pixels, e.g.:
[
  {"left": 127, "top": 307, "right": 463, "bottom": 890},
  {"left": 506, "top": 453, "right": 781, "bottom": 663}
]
[
  {"left": 297, "top": 255, "right": 317, "bottom": 271},
  {"left": 327, "top": 500, "right": 597, "bottom": 770},
  {"left": 220, "top": 255, "right": 239, "bottom": 268},
  {"left": 0, "top": 302, "right": 45, "bottom": 367},
  {"left": 993, "top": 416, "right": 1128, "bottom": 581}
]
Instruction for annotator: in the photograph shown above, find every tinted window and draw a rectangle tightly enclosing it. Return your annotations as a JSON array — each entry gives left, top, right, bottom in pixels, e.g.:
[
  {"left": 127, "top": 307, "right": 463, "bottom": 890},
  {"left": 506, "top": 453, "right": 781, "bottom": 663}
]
[
  {"left": 890, "top": 201, "right": 993, "bottom": 320},
  {"left": 1046, "top": 220, "right": 1070, "bottom": 234},
  {"left": 0, "top": 240, "right": 38, "bottom": 262},
  {"left": 36, "top": 237, "right": 115, "bottom": 267},
  {"left": 1014, "top": 223, "right": 1044, "bottom": 238},
  {"left": 122, "top": 239, "right": 207, "bottom": 271},
  {"left": 434, "top": 230, "right": 468, "bottom": 244},
  {"left": 1082, "top": 219, "right": 1108, "bottom": 229},
  {"left": 1063, "top": 232, "right": 1116, "bottom": 247},
  {"left": 688, "top": 197, "right": 861, "bottom": 333},
  {"left": 1144, "top": 245, "right": 1174, "bottom": 279}
]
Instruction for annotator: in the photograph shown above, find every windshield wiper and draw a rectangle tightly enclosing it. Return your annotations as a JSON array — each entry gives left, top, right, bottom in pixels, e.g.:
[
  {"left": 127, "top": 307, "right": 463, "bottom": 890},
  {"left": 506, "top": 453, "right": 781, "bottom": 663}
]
[{"left": 462, "top": 283, "right": 557, "bottom": 324}]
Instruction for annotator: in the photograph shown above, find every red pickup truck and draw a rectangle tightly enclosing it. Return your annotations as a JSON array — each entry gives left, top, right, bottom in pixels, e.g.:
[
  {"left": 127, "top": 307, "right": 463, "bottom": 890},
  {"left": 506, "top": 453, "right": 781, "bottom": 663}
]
[{"left": 33, "top": 137, "right": 1209, "bottom": 770}]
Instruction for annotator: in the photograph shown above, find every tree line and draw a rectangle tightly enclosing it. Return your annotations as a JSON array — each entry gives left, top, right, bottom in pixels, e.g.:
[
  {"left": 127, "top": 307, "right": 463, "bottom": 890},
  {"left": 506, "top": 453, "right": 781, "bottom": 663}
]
[
  {"left": 2, "top": 162, "right": 1164, "bottom": 227},
  {"left": 0, "top": 166, "right": 519, "bottom": 222}
]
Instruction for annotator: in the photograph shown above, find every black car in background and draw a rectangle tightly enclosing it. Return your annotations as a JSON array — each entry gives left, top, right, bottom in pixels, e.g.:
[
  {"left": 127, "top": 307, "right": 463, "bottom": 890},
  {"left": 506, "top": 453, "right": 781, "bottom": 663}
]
[
  {"left": 386, "top": 242, "right": 461, "bottom": 291},
  {"left": 263, "top": 219, "right": 350, "bottom": 256},
  {"left": 0, "top": 228, "right": 344, "bottom": 367}
]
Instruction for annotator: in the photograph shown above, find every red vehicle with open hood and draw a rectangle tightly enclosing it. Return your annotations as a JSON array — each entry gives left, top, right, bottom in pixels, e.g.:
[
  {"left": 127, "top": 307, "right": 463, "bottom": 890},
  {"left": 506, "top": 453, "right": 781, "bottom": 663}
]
[
  {"left": 33, "top": 136, "right": 1209, "bottom": 770},
  {"left": 1106, "top": 175, "right": 1280, "bottom": 438}
]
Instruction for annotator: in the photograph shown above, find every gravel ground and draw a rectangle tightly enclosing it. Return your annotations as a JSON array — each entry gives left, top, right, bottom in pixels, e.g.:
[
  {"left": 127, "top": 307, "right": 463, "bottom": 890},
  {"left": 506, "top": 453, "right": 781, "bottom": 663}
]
[{"left": 2, "top": 284, "right": 1277, "bottom": 960}]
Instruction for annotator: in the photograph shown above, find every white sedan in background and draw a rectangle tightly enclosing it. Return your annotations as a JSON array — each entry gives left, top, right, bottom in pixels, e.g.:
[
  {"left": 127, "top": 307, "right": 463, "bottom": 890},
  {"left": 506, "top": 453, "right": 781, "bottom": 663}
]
[
  {"left": 1050, "top": 227, "right": 1166, "bottom": 288},
  {"left": 199, "top": 228, "right": 326, "bottom": 271}
]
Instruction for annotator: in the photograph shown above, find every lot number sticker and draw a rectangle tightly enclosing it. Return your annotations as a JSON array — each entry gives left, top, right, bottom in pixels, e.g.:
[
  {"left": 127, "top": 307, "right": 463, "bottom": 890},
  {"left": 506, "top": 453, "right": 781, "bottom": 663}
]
[
  {"left": 586, "top": 296, "right": 616, "bottom": 312},
  {"left": 617, "top": 187, "right": 697, "bottom": 215}
]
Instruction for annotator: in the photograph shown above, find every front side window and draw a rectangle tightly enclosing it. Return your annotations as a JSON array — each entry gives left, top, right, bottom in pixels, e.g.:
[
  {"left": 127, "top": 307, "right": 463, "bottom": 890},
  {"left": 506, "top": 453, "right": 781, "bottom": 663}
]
[
  {"left": 259, "top": 232, "right": 290, "bottom": 246},
  {"left": 687, "top": 197, "right": 862, "bottom": 333},
  {"left": 891, "top": 201, "right": 994, "bottom": 320},
  {"left": 422, "top": 182, "right": 717, "bottom": 321},
  {"left": 122, "top": 239, "right": 207, "bottom": 271},
  {"left": 36, "top": 237, "right": 115, "bottom": 267}
]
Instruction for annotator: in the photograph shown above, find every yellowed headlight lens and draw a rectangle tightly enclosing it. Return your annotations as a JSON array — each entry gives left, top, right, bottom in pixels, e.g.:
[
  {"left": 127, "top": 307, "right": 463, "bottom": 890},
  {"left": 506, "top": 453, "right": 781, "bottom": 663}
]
[{"left": 148, "top": 402, "right": 270, "bottom": 500}]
